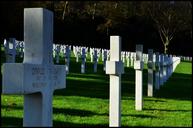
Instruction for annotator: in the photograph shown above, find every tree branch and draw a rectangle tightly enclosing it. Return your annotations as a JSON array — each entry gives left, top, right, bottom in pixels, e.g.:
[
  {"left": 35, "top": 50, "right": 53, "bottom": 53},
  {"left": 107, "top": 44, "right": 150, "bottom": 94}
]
[
  {"left": 158, "top": 28, "right": 165, "bottom": 45},
  {"left": 62, "top": 1, "right": 69, "bottom": 20}
]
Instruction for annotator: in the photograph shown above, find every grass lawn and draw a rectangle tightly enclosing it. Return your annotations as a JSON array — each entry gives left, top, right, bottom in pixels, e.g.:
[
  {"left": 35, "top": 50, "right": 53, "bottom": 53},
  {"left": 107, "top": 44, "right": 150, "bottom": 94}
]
[{"left": 1, "top": 46, "right": 192, "bottom": 127}]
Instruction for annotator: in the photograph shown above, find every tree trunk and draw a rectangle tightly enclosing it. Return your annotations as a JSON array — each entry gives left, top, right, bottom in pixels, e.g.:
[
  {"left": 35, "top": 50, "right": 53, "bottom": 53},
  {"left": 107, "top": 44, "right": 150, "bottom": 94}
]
[
  {"left": 164, "top": 39, "right": 169, "bottom": 54},
  {"left": 164, "top": 44, "right": 168, "bottom": 54}
]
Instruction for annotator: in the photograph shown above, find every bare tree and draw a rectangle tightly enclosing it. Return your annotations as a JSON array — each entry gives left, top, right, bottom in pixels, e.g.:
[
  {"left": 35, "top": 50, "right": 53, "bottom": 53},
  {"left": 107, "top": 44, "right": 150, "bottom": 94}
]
[
  {"left": 143, "top": 1, "right": 192, "bottom": 54},
  {"left": 146, "top": 2, "right": 175, "bottom": 54}
]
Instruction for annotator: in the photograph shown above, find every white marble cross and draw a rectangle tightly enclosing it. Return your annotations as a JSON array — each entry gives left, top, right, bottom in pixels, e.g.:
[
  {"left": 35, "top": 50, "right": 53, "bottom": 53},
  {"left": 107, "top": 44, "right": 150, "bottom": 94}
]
[
  {"left": 159, "top": 54, "right": 164, "bottom": 86},
  {"left": 134, "top": 44, "right": 144, "bottom": 111},
  {"left": 106, "top": 36, "right": 124, "bottom": 127},
  {"left": 55, "top": 45, "right": 60, "bottom": 64},
  {"left": 102, "top": 49, "right": 107, "bottom": 71},
  {"left": 168, "top": 55, "right": 173, "bottom": 76},
  {"left": 96, "top": 48, "right": 101, "bottom": 62},
  {"left": 3, "top": 38, "right": 7, "bottom": 48},
  {"left": 155, "top": 52, "right": 160, "bottom": 90},
  {"left": 2, "top": 8, "right": 66, "bottom": 127},
  {"left": 147, "top": 49, "right": 154, "bottom": 97},
  {"left": 15, "top": 40, "right": 21, "bottom": 56},
  {"left": 126, "top": 52, "right": 130, "bottom": 67},
  {"left": 4, "top": 38, "right": 16, "bottom": 63},
  {"left": 121, "top": 51, "right": 126, "bottom": 64},
  {"left": 64, "top": 45, "right": 70, "bottom": 74},
  {"left": 144, "top": 54, "right": 148, "bottom": 64},
  {"left": 75, "top": 47, "right": 80, "bottom": 62},
  {"left": 130, "top": 52, "right": 134, "bottom": 67},
  {"left": 93, "top": 49, "right": 98, "bottom": 73},
  {"left": 15, "top": 40, "right": 20, "bottom": 55},
  {"left": 163, "top": 55, "right": 168, "bottom": 83},
  {"left": 19, "top": 41, "right": 24, "bottom": 58},
  {"left": 81, "top": 48, "right": 86, "bottom": 73},
  {"left": 107, "top": 50, "right": 110, "bottom": 61},
  {"left": 166, "top": 55, "right": 171, "bottom": 79},
  {"left": 90, "top": 48, "right": 94, "bottom": 62},
  {"left": 172, "top": 57, "right": 181, "bottom": 71}
]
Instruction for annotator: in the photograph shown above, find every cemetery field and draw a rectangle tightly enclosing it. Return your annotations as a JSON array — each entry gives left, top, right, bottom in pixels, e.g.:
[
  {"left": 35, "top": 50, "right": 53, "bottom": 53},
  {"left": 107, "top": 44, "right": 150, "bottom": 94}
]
[{"left": 1, "top": 51, "right": 192, "bottom": 127}]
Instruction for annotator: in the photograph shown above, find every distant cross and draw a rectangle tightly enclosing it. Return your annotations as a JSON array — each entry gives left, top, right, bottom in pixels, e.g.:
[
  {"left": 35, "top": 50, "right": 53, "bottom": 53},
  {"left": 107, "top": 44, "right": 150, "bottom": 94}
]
[
  {"left": 93, "top": 49, "right": 98, "bottom": 73},
  {"left": 147, "top": 49, "right": 154, "bottom": 97},
  {"left": 4, "top": 38, "right": 16, "bottom": 63},
  {"left": 155, "top": 52, "right": 160, "bottom": 90},
  {"left": 81, "top": 48, "right": 86, "bottom": 73},
  {"left": 134, "top": 44, "right": 144, "bottom": 111}
]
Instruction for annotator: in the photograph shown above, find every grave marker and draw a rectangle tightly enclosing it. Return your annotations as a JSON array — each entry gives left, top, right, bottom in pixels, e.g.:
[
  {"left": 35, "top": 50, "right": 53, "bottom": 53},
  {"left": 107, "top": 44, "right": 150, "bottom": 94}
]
[
  {"left": 134, "top": 44, "right": 144, "bottom": 111},
  {"left": 155, "top": 52, "right": 160, "bottom": 90},
  {"left": 19, "top": 41, "right": 24, "bottom": 58},
  {"left": 147, "top": 49, "right": 154, "bottom": 97},
  {"left": 159, "top": 54, "right": 164, "bottom": 86},
  {"left": 126, "top": 52, "right": 129, "bottom": 67},
  {"left": 55, "top": 45, "right": 60, "bottom": 64},
  {"left": 81, "top": 48, "right": 86, "bottom": 73},
  {"left": 2, "top": 8, "right": 66, "bottom": 127},
  {"left": 76, "top": 47, "right": 80, "bottom": 62},
  {"left": 90, "top": 48, "right": 94, "bottom": 62},
  {"left": 131, "top": 52, "right": 135, "bottom": 67},
  {"left": 4, "top": 38, "right": 16, "bottom": 63},
  {"left": 64, "top": 45, "right": 70, "bottom": 74},
  {"left": 169, "top": 55, "right": 173, "bottom": 76},
  {"left": 102, "top": 49, "right": 107, "bottom": 71},
  {"left": 163, "top": 55, "right": 168, "bottom": 83},
  {"left": 106, "top": 36, "right": 124, "bottom": 127},
  {"left": 93, "top": 49, "right": 98, "bottom": 73}
]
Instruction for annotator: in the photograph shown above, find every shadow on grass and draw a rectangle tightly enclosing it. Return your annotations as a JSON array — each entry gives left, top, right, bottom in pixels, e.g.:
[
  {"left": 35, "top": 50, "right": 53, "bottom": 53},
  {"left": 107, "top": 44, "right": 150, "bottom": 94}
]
[
  {"left": 143, "top": 108, "right": 191, "bottom": 112},
  {"left": 1, "top": 105, "right": 108, "bottom": 117},
  {"left": 144, "top": 98, "right": 166, "bottom": 103},
  {"left": 154, "top": 72, "right": 192, "bottom": 101},
  {"left": 1, "top": 116, "right": 108, "bottom": 127},
  {"left": 54, "top": 66, "right": 137, "bottom": 100},
  {"left": 122, "top": 114, "right": 157, "bottom": 118},
  {"left": 68, "top": 73, "right": 108, "bottom": 80},
  {"left": 54, "top": 78, "right": 109, "bottom": 99},
  {"left": 53, "top": 107, "right": 97, "bottom": 117},
  {"left": 55, "top": 64, "right": 192, "bottom": 101},
  {"left": 1, "top": 104, "right": 23, "bottom": 110},
  {"left": 66, "top": 60, "right": 106, "bottom": 75},
  {"left": 1, "top": 117, "right": 23, "bottom": 127},
  {"left": 53, "top": 120, "right": 108, "bottom": 127}
]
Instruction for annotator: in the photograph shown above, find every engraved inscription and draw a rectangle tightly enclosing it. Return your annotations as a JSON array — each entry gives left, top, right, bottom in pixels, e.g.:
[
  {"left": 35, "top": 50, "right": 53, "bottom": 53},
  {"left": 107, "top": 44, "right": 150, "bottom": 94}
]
[
  {"left": 31, "top": 67, "right": 47, "bottom": 88},
  {"left": 53, "top": 67, "right": 61, "bottom": 86},
  {"left": 32, "top": 67, "right": 45, "bottom": 75}
]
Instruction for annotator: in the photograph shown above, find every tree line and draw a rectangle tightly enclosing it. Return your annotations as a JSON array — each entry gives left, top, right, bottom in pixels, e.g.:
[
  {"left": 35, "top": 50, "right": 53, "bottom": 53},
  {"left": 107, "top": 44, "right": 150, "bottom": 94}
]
[{"left": 0, "top": 1, "right": 192, "bottom": 56}]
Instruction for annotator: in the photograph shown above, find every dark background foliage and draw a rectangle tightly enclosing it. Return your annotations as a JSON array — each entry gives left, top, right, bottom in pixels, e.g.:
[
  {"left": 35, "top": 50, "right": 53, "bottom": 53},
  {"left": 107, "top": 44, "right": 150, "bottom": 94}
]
[{"left": 0, "top": 1, "right": 192, "bottom": 56}]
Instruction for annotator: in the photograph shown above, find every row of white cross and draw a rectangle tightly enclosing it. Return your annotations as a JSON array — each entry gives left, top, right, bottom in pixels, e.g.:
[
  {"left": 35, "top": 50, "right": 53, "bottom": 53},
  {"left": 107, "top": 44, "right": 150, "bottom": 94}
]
[
  {"left": 2, "top": 8, "right": 181, "bottom": 127},
  {"left": 4, "top": 38, "right": 192, "bottom": 64},
  {"left": 107, "top": 37, "right": 181, "bottom": 127},
  {"left": 3, "top": 38, "right": 186, "bottom": 76}
]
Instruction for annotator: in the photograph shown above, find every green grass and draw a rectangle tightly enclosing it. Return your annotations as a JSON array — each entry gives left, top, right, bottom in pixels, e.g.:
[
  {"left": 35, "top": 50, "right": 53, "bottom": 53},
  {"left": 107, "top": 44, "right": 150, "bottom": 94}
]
[{"left": 1, "top": 47, "right": 192, "bottom": 127}]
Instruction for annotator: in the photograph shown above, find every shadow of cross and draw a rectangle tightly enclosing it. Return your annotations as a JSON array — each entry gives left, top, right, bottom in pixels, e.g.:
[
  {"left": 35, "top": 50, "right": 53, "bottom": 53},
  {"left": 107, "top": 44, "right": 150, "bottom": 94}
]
[{"left": 2, "top": 8, "right": 66, "bottom": 127}]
